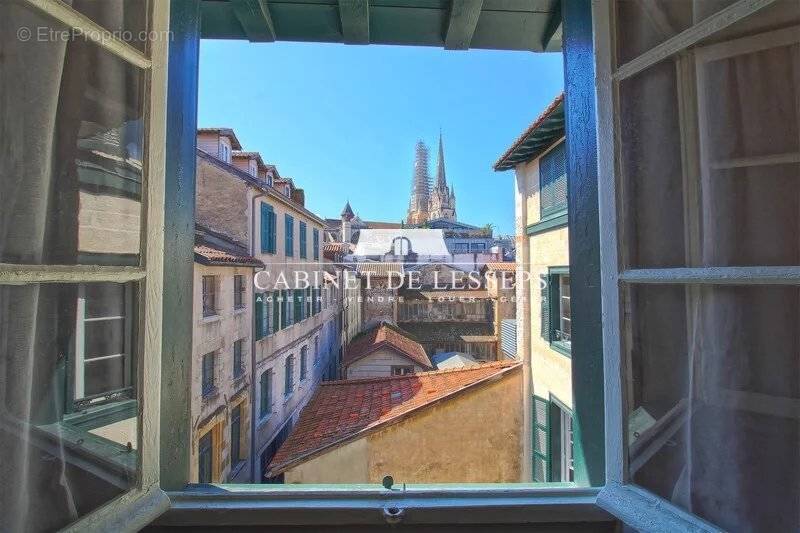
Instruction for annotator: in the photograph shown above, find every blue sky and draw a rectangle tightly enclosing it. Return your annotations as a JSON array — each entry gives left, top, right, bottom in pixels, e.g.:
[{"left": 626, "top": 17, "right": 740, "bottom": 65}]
[{"left": 199, "top": 40, "right": 563, "bottom": 235}]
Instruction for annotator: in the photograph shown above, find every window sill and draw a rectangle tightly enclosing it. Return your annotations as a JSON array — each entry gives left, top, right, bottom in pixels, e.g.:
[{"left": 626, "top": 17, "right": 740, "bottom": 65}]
[
  {"left": 157, "top": 485, "right": 610, "bottom": 527},
  {"left": 526, "top": 211, "right": 568, "bottom": 236},
  {"left": 200, "top": 314, "right": 221, "bottom": 325},
  {"left": 550, "top": 341, "right": 572, "bottom": 358}
]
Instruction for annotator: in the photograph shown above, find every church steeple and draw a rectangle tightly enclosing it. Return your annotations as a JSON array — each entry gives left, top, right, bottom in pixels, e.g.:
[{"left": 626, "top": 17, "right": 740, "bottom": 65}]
[
  {"left": 436, "top": 130, "right": 447, "bottom": 189},
  {"left": 406, "top": 140, "right": 431, "bottom": 225}
]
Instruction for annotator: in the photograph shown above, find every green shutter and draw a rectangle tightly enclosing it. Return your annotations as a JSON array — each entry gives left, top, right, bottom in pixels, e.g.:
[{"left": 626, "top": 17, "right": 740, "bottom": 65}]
[
  {"left": 272, "top": 290, "right": 280, "bottom": 331},
  {"left": 313, "top": 229, "right": 319, "bottom": 260},
  {"left": 285, "top": 215, "right": 294, "bottom": 257},
  {"left": 299, "top": 222, "right": 307, "bottom": 259},
  {"left": 549, "top": 402, "right": 562, "bottom": 481},
  {"left": 255, "top": 292, "right": 264, "bottom": 339},
  {"left": 540, "top": 273, "right": 550, "bottom": 341},
  {"left": 532, "top": 395, "right": 550, "bottom": 482},
  {"left": 262, "top": 296, "right": 270, "bottom": 336},
  {"left": 280, "top": 290, "right": 287, "bottom": 328},
  {"left": 260, "top": 204, "right": 273, "bottom": 253},
  {"left": 268, "top": 210, "right": 277, "bottom": 253},
  {"left": 294, "top": 288, "right": 302, "bottom": 321}
]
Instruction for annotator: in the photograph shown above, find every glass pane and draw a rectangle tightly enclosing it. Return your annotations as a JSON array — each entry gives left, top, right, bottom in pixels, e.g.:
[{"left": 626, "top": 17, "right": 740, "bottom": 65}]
[
  {"left": 625, "top": 284, "right": 799, "bottom": 532},
  {"left": 1, "top": 3, "right": 144, "bottom": 266},
  {"left": 71, "top": 0, "right": 150, "bottom": 53},
  {"left": 619, "top": 60, "right": 686, "bottom": 268},
  {"left": 0, "top": 282, "right": 138, "bottom": 531},
  {"left": 84, "top": 320, "right": 125, "bottom": 358},
  {"left": 616, "top": 0, "right": 738, "bottom": 66},
  {"left": 84, "top": 282, "right": 125, "bottom": 318}
]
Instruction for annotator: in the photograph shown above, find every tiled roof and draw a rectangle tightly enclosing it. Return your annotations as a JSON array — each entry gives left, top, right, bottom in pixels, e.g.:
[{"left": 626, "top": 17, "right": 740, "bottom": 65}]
[
  {"left": 362, "top": 220, "right": 404, "bottom": 229},
  {"left": 323, "top": 242, "right": 352, "bottom": 253},
  {"left": 194, "top": 244, "right": 263, "bottom": 267},
  {"left": 484, "top": 262, "right": 517, "bottom": 272},
  {"left": 344, "top": 322, "right": 432, "bottom": 369},
  {"left": 267, "top": 361, "right": 521, "bottom": 475},
  {"left": 355, "top": 262, "right": 405, "bottom": 278},
  {"left": 493, "top": 93, "right": 565, "bottom": 171},
  {"left": 417, "top": 290, "right": 491, "bottom": 301}
]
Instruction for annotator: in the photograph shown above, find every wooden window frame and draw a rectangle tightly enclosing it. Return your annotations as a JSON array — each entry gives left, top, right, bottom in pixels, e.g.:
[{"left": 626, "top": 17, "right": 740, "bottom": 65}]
[
  {"left": 592, "top": 1, "right": 789, "bottom": 531},
  {"left": 201, "top": 351, "right": 216, "bottom": 397},
  {"left": 0, "top": 0, "right": 172, "bottom": 529},
  {"left": 233, "top": 275, "right": 245, "bottom": 309},
  {"left": 201, "top": 275, "right": 218, "bottom": 317},
  {"left": 233, "top": 339, "right": 244, "bottom": 379},
  {"left": 259, "top": 369, "right": 273, "bottom": 421}
]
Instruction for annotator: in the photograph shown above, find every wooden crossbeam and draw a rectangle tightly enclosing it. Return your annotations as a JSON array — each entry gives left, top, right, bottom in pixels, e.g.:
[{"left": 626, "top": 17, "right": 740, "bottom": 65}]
[
  {"left": 232, "top": 0, "right": 276, "bottom": 42},
  {"left": 444, "top": 0, "right": 483, "bottom": 50},
  {"left": 338, "top": 0, "right": 369, "bottom": 44}
]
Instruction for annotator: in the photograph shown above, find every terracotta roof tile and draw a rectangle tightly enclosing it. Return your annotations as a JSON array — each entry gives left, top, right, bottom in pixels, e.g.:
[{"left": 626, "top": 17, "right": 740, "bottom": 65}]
[
  {"left": 355, "top": 262, "right": 404, "bottom": 277},
  {"left": 194, "top": 244, "right": 263, "bottom": 267},
  {"left": 343, "top": 323, "right": 432, "bottom": 369},
  {"left": 493, "top": 93, "right": 564, "bottom": 170},
  {"left": 267, "top": 361, "right": 521, "bottom": 475},
  {"left": 484, "top": 262, "right": 517, "bottom": 272}
]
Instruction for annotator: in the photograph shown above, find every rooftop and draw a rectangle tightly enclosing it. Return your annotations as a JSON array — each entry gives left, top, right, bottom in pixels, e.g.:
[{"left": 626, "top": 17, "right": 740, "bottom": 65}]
[
  {"left": 267, "top": 361, "right": 522, "bottom": 475},
  {"left": 194, "top": 225, "right": 263, "bottom": 268},
  {"left": 343, "top": 322, "right": 432, "bottom": 370},
  {"left": 398, "top": 322, "right": 495, "bottom": 342},
  {"left": 353, "top": 229, "right": 451, "bottom": 258},
  {"left": 483, "top": 262, "right": 517, "bottom": 273},
  {"left": 197, "top": 127, "right": 242, "bottom": 150},
  {"left": 493, "top": 93, "right": 565, "bottom": 171}
]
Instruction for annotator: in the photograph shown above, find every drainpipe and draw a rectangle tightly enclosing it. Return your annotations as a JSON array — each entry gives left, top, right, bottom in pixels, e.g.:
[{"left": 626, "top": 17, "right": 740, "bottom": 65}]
[{"left": 249, "top": 191, "right": 267, "bottom": 483}]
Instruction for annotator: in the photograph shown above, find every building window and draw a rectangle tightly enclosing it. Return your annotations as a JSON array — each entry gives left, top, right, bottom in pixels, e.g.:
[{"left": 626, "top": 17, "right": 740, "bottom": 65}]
[
  {"left": 259, "top": 370, "right": 272, "bottom": 419},
  {"left": 453, "top": 242, "right": 469, "bottom": 253},
  {"left": 272, "top": 290, "right": 281, "bottom": 332},
  {"left": 233, "top": 339, "right": 244, "bottom": 378},
  {"left": 299, "top": 221, "right": 307, "bottom": 259},
  {"left": 201, "top": 351, "right": 215, "bottom": 397},
  {"left": 255, "top": 292, "right": 269, "bottom": 340},
  {"left": 391, "top": 366, "right": 415, "bottom": 376},
  {"left": 260, "top": 203, "right": 276, "bottom": 253},
  {"left": 198, "top": 430, "right": 213, "bottom": 483},
  {"left": 284, "top": 214, "right": 294, "bottom": 257},
  {"left": 540, "top": 268, "right": 570, "bottom": 355},
  {"left": 284, "top": 355, "right": 295, "bottom": 396},
  {"left": 220, "top": 141, "right": 230, "bottom": 164},
  {"left": 300, "top": 346, "right": 308, "bottom": 381},
  {"left": 539, "top": 141, "right": 567, "bottom": 219},
  {"left": 313, "top": 228, "right": 320, "bottom": 260},
  {"left": 230, "top": 404, "right": 242, "bottom": 467},
  {"left": 470, "top": 242, "right": 487, "bottom": 252},
  {"left": 233, "top": 275, "right": 245, "bottom": 309},
  {"left": 314, "top": 336, "right": 320, "bottom": 366},
  {"left": 549, "top": 398, "right": 574, "bottom": 483},
  {"left": 201, "top": 275, "right": 217, "bottom": 317},
  {"left": 74, "top": 283, "right": 135, "bottom": 405}
]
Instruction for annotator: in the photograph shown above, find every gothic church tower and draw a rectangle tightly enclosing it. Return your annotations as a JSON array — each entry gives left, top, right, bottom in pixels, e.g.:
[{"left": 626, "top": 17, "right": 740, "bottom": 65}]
[
  {"left": 406, "top": 140, "right": 431, "bottom": 224},
  {"left": 427, "top": 132, "right": 456, "bottom": 221}
]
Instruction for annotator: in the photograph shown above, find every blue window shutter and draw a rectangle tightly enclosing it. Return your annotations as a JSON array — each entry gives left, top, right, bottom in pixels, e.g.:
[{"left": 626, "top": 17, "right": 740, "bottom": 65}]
[
  {"left": 262, "top": 296, "right": 269, "bottom": 336},
  {"left": 260, "top": 204, "right": 271, "bottom": 253},
  {"left": 255, "top": 292, "right": 264, "bottom": 339},
  {"left": 285, "top": 215, "right": 294, "bottom": 257},
  {"left": 299, "top": 222, "right": 307, "bottom": 259},
  {"left": 313, "top": 229, "right": 320, "bottom": 260}
]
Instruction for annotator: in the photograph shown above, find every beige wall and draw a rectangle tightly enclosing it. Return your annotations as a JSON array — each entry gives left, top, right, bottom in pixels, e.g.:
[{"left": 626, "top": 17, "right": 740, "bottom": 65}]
[
  {"left": 190, "top": 263, "right": 253, "bottom": 482},
  {"left": 345, "top": 347, "right": 426, "bottom": 379},
  {"left": 284, "top": 367, "right": 523, "bottom": 483},
  {"left": 196, "top": 155, "right": 251, "bottom": 244},
  {"left": 77, "top": 191, "right": 141, "bottom": 256}
]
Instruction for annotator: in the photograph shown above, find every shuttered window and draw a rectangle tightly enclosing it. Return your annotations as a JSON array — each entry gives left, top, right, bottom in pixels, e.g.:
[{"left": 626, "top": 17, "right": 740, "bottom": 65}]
[
  {"left": 539, "top": 141, "right": 567, "bottom": 219},
  {"left": 259, "top": 370, "right": 272, "bottom": 419},
  {"left": 272, "top": 290, "right": 280, "bottom": 332},
  {"left": 532, "top": 395, "right": 550, "bottom": 482},
  {"left": 284, "top": 214, "right": 294, "bottom": 257},
  {"left": 299, "top": 221, "right": 307, "bottom": 259},
  {"left": 313, "top": 229, "right": 320, "bottom": 260},
  {"left": 260, "top": 203, "right": 276, "bottom": 253},
  {"left": 254, "top": 292, "right": 265, "bottom": 339},
  {"left": 540, "top": 273, "right": 550, "bottom": 340}
]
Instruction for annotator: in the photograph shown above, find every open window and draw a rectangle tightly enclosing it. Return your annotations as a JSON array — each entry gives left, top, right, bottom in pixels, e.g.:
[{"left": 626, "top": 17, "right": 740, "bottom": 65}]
[{"left": 594, "top": 1, "right": 800, "bottom": 531}]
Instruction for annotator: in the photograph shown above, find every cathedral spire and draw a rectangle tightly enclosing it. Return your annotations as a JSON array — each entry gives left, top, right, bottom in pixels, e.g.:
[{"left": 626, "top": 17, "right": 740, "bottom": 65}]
[
  {"left": 406, "top": 140, "right": 430, "bottom": 225},
  {"left": 435, "top": 130, "right": 447, "bottom": 189}
]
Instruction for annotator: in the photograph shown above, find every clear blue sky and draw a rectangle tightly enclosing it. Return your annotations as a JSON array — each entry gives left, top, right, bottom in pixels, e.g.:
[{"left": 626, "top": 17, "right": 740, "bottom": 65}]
[{"left": 199, "top": 40, "right": 563, "bottom": 235}]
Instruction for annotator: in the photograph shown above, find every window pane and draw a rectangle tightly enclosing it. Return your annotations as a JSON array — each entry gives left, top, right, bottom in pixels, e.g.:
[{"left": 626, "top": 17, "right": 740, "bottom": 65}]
[
  {"left": 71, "top": 0, "right": 150, "bottom": 53},
  {"left": 0, "top": 282, "right": 138, "bottom": 531},
  {"left": 1, "top": 4, "right": 144, "bottom": 266},
  {"left": 84, "top": 320, "right": 125, "bottom": 358},
  {"left": 618, "top": 60, "right": 686, "bottom": 268},
  {"left": 616, "top": 0, "right": 738, "bottom": 66},
  {"left": 625, "top": 284, "right": 799, "bottom": 532}
]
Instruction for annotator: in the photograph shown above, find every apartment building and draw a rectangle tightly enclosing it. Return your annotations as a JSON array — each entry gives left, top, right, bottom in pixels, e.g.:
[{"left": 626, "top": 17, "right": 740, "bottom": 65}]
[
  {"left": 191, "top": 225, "right": 262, "bottom": 483},
  {"left": 494, "top": 94, "right": 574, "bottom": 483},
  {"left": 195, "top": 128, "right": 340, "bottom": 483}
]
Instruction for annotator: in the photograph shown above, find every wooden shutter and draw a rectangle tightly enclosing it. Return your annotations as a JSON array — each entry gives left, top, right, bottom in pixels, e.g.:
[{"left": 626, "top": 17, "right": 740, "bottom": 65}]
[
  {"left": 254, "top": 292, "right": 264, "bottom": 339},
  {"left": 268, "top": 210, "right": 277, "bottom": 253},
  {"left": 260, "top": 372, "right": 269, "bottom": 415},
  {"left": 540, "top": 273, "right": 550, "bottom": 340},
  {"left": 273, "top": 290, "right": 280, "bottom": 331},
  {"left": 285, "top": 215, "right": 294, "bottom": 257},
  {"left": 262, "top": 296, "right": 269, "bottom": 336},
  {"left": 260, "top": 204, "right": 272, "bottom": 253},
  {"left": 539, "top": 141, "right": 567, "bottom": 218},
  {"left": 532, "top": 395, "right": 551, "bottom": 482},
  {"left": 299, "top": 222, "right": 307, "bottom": 259}
]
